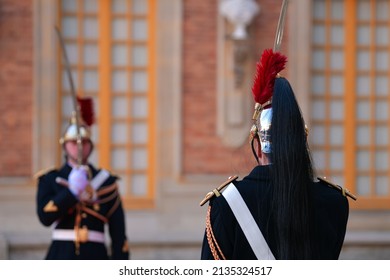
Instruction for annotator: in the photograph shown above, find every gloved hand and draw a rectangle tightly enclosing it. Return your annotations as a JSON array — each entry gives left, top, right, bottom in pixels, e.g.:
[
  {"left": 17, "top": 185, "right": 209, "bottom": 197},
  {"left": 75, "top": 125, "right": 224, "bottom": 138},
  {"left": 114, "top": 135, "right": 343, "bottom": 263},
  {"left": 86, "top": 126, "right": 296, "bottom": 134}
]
[{"left": 68, "top": 166, "right": 89, "bottom": 197}]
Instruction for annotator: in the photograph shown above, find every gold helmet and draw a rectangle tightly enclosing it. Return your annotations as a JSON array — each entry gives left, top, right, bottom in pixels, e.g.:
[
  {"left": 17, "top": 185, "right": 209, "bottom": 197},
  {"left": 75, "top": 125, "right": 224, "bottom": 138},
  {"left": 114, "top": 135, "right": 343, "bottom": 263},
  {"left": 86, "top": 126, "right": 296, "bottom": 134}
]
[
  {"left": 59, "top": 97, "right": 95, "bottom": 145},
  {"left": 59, "top": 112, "right": 92, "bottom": 145}
]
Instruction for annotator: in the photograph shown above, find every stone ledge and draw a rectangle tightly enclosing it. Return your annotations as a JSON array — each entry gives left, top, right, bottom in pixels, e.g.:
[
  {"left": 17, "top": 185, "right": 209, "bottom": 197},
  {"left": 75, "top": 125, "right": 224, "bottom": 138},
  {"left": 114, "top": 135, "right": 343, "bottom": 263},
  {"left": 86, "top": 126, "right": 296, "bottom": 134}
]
[
  {"left": 5, "top": 230, "right": 390, "bottom": 247},
  {"left": 0, "top": 233, "right": 9, "bottom": 259},
  {"left": 3, "top": 230, "right": 390, "bottom": 260},
  {"left": 344, "top": 231, "right": 390, "bottom": 245}
]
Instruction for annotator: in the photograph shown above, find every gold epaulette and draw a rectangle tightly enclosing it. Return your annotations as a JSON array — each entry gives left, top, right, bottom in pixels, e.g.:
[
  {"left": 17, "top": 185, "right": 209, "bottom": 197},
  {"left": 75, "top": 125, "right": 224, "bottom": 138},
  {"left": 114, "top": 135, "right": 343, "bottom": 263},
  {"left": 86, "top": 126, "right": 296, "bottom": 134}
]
[
  {"left": 317, "top": 177, "right": 357, "bottom": 201},
  {"left": 33, "top": 167, "right": 57, "bottom": 180},
  {"left": 199, "top": 175, "right": 239, "bottom": 206}
]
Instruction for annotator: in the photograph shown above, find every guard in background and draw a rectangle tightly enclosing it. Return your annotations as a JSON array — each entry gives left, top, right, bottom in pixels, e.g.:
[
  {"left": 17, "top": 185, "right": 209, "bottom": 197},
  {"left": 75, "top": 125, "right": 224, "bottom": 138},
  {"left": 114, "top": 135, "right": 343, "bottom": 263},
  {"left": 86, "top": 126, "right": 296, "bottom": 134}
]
[
  {"left": 200, "top": 47, "right": 355, "bottom": 259},
  {"left": 35, "top": 98, "right": 129, "bottom": 260}
]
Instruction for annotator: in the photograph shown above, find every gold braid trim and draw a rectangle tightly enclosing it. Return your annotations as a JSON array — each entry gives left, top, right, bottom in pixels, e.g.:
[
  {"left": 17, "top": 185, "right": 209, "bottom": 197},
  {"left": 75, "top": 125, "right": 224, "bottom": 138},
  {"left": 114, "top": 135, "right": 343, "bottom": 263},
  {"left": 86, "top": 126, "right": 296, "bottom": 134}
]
[
  {"left": 79, "top": 190, "right": 120, "bottom": 224},
  {"left": 96, "top": 183, "right": 117, "bottom": 197},
  {"left": 106, "top": 195, "right": 121, "bottom": 219},
  {"left": 206, "top": 205, "right": 226, "bottom": 260},
  {"left": 206, "top": 223, "right": 219, "bottom": 259},
  {"left": 80, "top": 205, "right": 109, "bottom": 223},
  {"left": 95, "top": 189, "right": 118, "bottom": 204},
  {"left": 83, "top": 188, "right": 118, "bottom": 206}
]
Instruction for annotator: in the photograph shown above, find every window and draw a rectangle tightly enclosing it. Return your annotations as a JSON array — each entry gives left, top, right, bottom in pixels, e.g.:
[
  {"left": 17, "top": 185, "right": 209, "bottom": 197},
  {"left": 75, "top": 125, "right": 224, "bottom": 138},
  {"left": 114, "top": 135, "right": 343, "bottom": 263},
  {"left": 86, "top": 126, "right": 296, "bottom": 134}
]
[
  {"left": 58, "top": 0, "right": 156, "bottom": 208},
  {"left": 311, "top": 0, "right": 390, "bottom": 208}
]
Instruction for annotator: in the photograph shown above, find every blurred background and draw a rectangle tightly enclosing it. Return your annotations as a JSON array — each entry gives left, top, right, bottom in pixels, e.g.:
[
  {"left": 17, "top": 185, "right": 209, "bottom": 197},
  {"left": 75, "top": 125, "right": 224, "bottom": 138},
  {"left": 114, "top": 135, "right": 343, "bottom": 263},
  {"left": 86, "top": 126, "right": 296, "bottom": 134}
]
[{"left": 1, "top": 0, "right": 390, "bottom": 259}]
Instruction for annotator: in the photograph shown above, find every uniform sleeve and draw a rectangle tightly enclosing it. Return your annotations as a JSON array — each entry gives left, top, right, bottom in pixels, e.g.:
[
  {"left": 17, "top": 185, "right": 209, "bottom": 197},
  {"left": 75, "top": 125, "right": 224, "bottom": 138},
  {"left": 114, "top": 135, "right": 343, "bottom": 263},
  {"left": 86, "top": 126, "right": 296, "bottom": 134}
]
[
  {"left": 36, "top": 173, "right": 78, "bottom": 226},
  {"left": 200, "top": 198, "right": 233, "bottom": 260},
  {"left": 107, "top": 192, "right": 129, "bottom": 260},
  {"left": 333, "top": 196, "right": 349, "bottom": 259},
  {"left": 319, "top": 188, "right": 350, "bottom": 259},
  {"left": 200, "top": 229, "right": 213, "bottom": 259}
]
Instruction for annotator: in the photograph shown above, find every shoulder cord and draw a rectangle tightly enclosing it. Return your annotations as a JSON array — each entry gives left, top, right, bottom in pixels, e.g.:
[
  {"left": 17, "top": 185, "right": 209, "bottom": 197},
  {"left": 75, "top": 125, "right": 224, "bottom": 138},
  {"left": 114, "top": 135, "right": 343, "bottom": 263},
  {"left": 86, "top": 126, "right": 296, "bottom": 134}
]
[
  {"left": 80, "top": 205, "right": 108, "bottom": 223},
  {"left": 82, "top": 183, "right": 118, "bottom": 205},
  {"left": 76, "top": 183, "right": 121, "bottom": 224},
  {"left": 206, "top": 205, "right": 226, "bottom": 260}
]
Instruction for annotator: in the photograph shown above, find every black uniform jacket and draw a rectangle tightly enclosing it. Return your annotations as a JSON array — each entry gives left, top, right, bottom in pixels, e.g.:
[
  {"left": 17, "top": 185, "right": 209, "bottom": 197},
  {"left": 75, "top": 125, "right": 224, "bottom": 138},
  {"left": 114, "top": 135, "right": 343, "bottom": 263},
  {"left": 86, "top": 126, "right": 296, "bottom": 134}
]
[
  {"left": 201, "top": 165, "right": 349, "bottom": 260},
  {"left": 36, "top": 163, "right": 129, "bottom": 260}
]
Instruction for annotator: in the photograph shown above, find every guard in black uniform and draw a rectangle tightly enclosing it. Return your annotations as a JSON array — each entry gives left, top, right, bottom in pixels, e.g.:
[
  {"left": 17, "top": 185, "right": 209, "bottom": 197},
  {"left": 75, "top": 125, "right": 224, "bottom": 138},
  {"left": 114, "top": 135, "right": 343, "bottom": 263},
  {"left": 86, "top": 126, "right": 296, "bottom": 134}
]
[
  {"left": 201, "top": 167, "right": 352, "bottom": 260},
  {"left": 200, "top": 49, "right": 355, "bottom": 260},
  {"left": 36, "top": 102, "right": 129, "bottom": 260}
]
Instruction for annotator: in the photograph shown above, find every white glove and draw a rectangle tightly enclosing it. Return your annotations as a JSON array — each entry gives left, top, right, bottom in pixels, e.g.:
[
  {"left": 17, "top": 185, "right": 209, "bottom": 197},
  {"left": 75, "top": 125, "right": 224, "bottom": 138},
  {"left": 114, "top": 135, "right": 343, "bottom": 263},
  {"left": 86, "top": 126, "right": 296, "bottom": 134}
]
[{"left": 68, "top": 166, "right": 89, "bottom": 197}]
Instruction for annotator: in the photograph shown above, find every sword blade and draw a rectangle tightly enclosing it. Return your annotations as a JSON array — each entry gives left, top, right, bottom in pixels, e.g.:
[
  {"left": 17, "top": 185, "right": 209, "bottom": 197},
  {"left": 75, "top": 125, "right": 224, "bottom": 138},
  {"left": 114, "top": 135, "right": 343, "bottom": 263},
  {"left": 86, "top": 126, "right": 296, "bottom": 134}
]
[
  {"left": 273, "top": 0, "right": 289, "bottom": 52},
  {"left": 55, "top": 26, "right": 83, "bottom": 165}
]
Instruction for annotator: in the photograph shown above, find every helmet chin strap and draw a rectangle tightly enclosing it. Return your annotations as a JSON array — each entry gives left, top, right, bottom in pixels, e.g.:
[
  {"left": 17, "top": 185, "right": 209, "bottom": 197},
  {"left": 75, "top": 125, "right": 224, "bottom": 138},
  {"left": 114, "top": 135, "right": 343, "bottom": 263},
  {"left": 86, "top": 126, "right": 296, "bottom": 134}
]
[
  {"left": 250, "top": 135, "right": 260, "bottom": 164},
  {"left": 259, "top": 108, "right": 272, "bottom": 154}
]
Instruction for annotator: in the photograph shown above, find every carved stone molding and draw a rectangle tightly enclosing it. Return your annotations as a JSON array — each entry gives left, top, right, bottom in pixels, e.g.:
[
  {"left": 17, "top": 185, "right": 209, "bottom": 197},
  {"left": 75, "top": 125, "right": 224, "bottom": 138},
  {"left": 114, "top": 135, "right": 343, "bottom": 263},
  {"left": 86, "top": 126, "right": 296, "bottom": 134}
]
[
  {"left": 32, "top": 0, "right": 59, "bottom": 173},
  {"left": 217, "top": 0, "right": 259, "bottom": 147}
]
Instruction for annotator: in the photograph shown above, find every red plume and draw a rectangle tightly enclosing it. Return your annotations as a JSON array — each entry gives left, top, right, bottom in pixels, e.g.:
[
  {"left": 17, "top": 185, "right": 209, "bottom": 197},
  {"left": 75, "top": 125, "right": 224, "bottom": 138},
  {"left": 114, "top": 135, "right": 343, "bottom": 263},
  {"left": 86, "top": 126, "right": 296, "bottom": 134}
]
[
  {"left": 251, "top": 49, "right": 287, "bottom": 105},
  {"left": 77, "top": 96, "right": 95, "bottom": 126}
]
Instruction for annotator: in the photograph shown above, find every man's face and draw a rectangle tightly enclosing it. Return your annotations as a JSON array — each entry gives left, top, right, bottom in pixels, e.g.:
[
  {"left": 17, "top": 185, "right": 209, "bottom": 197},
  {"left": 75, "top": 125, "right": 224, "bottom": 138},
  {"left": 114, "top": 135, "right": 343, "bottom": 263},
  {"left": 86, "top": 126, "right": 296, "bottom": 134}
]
[{"left": 64, "top": 139, "right": 93, "bottom": 164}]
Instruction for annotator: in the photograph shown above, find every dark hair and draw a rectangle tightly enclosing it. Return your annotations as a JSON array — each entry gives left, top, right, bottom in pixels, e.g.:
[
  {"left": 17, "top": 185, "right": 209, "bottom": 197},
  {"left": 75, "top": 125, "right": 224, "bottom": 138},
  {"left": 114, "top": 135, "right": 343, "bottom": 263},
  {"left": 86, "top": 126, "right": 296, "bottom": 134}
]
[{"left": 269, "top": 77, "right": 314, "bottom": 259}]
